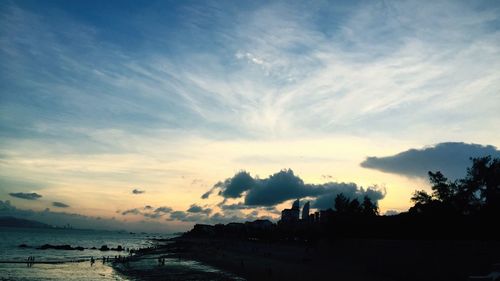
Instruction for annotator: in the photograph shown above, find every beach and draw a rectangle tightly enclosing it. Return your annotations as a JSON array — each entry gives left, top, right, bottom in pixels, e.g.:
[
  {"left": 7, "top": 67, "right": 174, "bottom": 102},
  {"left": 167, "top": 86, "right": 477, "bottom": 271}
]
[
  {"left": 0, "top": 260, "right": 127, "bottom": 281},
  {"left": 111, "top": 239, "right": 245, "bottom": 281},
  {"left": 115, "top": 237, "right": 500, "bottom": 281},
  {"left": 2, "top": 227, "right": 499, "bottom": 280}
]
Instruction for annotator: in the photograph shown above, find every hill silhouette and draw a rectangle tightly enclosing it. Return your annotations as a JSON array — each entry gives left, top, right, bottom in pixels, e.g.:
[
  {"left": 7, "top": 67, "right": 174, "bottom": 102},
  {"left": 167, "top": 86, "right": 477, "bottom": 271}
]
[{"left": 0, "top": 216, "right": 52, "bottom": 229}]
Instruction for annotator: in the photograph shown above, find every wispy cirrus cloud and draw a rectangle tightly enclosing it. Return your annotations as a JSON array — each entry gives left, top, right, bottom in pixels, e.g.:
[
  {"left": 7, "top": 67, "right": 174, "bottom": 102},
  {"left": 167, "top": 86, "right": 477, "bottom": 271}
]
[
  {"left": 1, "top": 1, "right": 499, "bottom": 227},
  {"left": 2, "top": 1, "right": 498, "bottom": 147},
  {"left": 121, "top": 205, "right": 173, "bottom": 219}
]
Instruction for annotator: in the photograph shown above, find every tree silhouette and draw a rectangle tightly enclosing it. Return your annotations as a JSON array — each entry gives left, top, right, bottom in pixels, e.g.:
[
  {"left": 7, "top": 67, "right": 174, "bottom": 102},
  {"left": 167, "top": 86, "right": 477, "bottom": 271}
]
[
  {"left": 361, "top": 196, "right": 379, "bottom": 216},
  {"left": 334, "top": 193, "right": 350, "bottom": 213},
  {"left": 411, "top": 190, "right": 433, "bottom": 205},
  {"left": 410, "top": 156, "right": 500, "bottom": 216},
  {"left": 333, "top": 194, "right": 378, "bottom": 216},
  {"left": 428, "top": 171, "right": 454, "bottom": 203},
  {"left": 463, "top": 156, "right": 500, "bottom": 214},
  {"left": 348, "top": 198, "right": 361, "bottom": 214}
]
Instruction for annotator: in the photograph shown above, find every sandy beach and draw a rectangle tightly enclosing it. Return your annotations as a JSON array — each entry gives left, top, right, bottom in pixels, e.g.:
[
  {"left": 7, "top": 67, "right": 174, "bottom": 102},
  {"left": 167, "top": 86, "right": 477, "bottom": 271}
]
[{"left": 115, "top": 237, "right": 500, "bottom": 281}]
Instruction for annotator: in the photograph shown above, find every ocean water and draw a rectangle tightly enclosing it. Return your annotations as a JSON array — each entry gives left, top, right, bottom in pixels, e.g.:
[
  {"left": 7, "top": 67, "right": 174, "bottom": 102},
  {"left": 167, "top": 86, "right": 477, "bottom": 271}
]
[
  {"left": 0, "top": 227, "right": 157, "bottom": 263},
  {"left": 0, "top": 227, "right": 158, "bottom": 281},
  {"left": 0, "top": 227, "right": 244, "bottom": 281}
]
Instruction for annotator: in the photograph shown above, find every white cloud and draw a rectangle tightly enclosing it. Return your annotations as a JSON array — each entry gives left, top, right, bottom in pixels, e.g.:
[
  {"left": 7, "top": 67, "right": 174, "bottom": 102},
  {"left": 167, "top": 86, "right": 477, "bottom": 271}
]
[
  {"left": 1, "top": 1, "right": 499, "bottom": 224},
  {"left": 3, "top": 1, "right": 499, "bottom": 142}
]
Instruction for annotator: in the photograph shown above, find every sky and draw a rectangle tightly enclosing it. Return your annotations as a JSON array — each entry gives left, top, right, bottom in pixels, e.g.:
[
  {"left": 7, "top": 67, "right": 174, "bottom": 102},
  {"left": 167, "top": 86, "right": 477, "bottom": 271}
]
[{"left": 1, "top": 0, "right": 500, "bottom": 233}]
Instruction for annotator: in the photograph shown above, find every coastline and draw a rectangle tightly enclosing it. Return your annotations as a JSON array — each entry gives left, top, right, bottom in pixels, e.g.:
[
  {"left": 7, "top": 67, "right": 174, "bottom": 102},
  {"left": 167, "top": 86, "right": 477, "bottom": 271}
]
[
  {"left": 114, "top": 236, "right": 500, "bottom": 281},
  {"left": 112, "top": 239, "right": 246, "bottom": 281}
]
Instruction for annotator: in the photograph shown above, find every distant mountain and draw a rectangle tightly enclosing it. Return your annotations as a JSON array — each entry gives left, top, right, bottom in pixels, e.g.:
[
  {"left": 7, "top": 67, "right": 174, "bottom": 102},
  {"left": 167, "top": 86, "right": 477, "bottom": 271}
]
[{"left": 0, "top": 216, "right": 52, "bottom": 228}]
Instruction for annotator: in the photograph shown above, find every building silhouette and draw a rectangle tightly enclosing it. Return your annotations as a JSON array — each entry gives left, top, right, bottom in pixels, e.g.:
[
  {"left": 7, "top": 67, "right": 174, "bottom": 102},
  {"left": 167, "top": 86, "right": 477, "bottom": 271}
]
[
  {"left": 302, "top": 201, "right": 310, "bottom": 220},
  {"left": 280, "top": 199, "right": 300, "bottom": 223},
  {"left": 279, "top": 199, "right": 326, "bottom": 224}
]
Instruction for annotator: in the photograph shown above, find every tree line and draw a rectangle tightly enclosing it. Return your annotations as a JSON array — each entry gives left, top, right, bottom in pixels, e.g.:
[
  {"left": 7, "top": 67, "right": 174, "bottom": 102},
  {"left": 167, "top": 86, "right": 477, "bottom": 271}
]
[
  {"left": 331, "top": 156, "right": 499, "bottom": 218},
  {"left": 409, "top": 156, "right": 499, "bottom": 217}
]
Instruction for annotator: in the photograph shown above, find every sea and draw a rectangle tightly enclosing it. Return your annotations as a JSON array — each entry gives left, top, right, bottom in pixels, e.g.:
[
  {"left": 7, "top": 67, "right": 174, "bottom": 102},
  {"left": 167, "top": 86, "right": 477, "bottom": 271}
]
[{"left": 0, "top": 227, "right": 243, "bottom": 281}]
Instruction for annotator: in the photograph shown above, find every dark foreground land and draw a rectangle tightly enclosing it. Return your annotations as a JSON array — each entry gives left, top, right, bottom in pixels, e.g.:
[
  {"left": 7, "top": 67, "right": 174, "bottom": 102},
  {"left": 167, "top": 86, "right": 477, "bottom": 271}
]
[{"left": 115, "top": 237, "right": 500, "bottom": 281}]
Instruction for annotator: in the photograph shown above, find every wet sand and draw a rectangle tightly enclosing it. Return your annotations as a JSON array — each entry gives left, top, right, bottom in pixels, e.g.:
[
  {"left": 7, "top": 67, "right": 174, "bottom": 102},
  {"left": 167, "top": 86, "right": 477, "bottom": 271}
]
[
  {"left": 116, "top": 237, "right": 500, "bottom": 281},
  {"left": 112, "top": 246, "right": 244, "bottom": 281},
  {"left": 0, "top": 260, "right": 128, "bottom": 281}
]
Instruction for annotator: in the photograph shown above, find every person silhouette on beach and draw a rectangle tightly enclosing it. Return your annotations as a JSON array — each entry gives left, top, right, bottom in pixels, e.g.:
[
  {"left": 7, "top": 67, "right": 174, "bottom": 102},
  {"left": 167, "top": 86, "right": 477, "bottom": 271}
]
[
  {"left": 90, "top": 256, "right": 95, "bottom": 266},
  {"left": 27, "top": 256, "right": 35, "bottom": 267}
]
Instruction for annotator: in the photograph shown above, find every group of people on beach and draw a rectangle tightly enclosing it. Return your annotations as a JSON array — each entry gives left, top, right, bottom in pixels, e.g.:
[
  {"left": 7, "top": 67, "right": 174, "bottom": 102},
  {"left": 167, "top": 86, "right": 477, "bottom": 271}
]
[
  {"left": 158, "top": 257, "right": 166, "bottom": 266},
  {"left": 90, "top": 255, "right": 130, "bottom": 266},
  {"left": 26, "top": 256, "right": 35, "bottom": 267}
]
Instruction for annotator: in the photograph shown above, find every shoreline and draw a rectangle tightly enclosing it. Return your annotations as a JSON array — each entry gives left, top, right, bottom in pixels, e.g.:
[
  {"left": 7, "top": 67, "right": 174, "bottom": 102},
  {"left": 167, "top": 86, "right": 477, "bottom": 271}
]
[
  {"left": 111, "top": 241, "right": 246, "bottom": 281},
  {"left": 0, "top": 259, "right": 128, "bottom": 281},
  {"left": 114, "top": 236, "right": 500, "bottom": 281}
]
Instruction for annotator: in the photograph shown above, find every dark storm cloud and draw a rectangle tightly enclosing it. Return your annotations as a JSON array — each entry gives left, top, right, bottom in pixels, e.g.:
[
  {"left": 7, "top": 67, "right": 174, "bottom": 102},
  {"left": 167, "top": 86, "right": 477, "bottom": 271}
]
[
  {"left": 203, "top": 169, "right": 385, "bottom": 208},
  {"left": 187, "top": 204, "right": 212, "bottom": 215},
  {"left": 187, "top": 204, "right": 203, "bottom": 213},
  {"left": 220, "top": 202, "right": 248, "bottom": 210},
  {"left": 166, "top": 208, "right": 271, "bottom": 224},
  {"left": 9, "top": 192, "right": 42, "bottom": 200},
  {"left": 201, "top": 189, "right": 214, "bottom": 199},
  {"left": 168, "top": 211, "right": 193, "bottom": 221},
  {"left": 218, "top": 202, "right": 281, "bottom": 215},
  {"left": 132, "top": 189, "right": 145, "bottom": 194},
  {"left": 121, "top": 205, "right": 173, "bottom": 219},
  {"left": 207, "top": 212, "right": 272, "bottom": 224},
  {"left": 143, "top": 212, "right": 162, "bottom": 219},
  {"left": 243, "top": 169, "right": 308, "bottom": 206},
  {"left": 360, "top": 142, "right": 500, "bottom": 179},
  {"left": 312, "top": 184, "right": 385, "bottom": 209},
  {"left": 154, "top": 206, "right": 172, "bottom": 213},
  {"left": 165, "top": 202, "right": 258, "bottom": 224},
  {"left": 214, "top": 171, "right": 255, "bottom": 198},
  {"left": 121, "top": 208, "right": 141, "bottom": 215},
  {"left": 200, "top": 173, "right": 251, "bottom": 200},
  {"left": 52, "top": 202, "right": 70, "bottom": 208}
]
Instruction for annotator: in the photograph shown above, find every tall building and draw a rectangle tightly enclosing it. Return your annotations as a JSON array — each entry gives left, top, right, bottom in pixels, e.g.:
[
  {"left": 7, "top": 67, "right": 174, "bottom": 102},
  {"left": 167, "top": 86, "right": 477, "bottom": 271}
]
[
  {"left": 292, "top": 199, "right": 300, "bottom": 210},
  {"left": 280, "top": 199, "right": 300, "bottom": 223},
  {"left": 302, "top": 201, "right": 310, "bottom": 220}
]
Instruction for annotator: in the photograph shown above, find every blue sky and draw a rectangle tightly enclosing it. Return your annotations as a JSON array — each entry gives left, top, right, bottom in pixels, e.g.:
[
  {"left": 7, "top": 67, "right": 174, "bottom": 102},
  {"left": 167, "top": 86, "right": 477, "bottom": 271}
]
[{"left": 1, "top": 0, "right": 500, "bottom": 232}]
